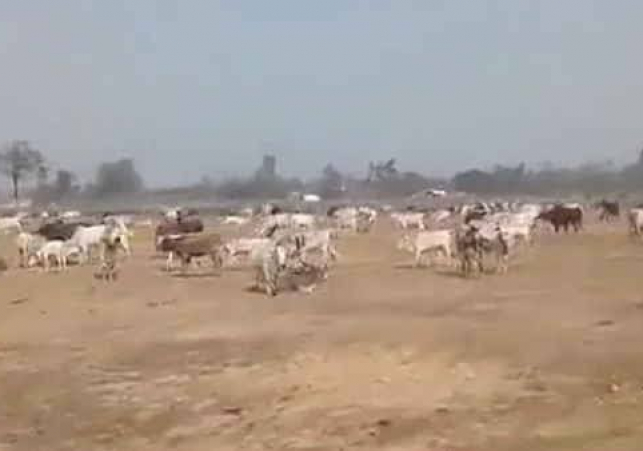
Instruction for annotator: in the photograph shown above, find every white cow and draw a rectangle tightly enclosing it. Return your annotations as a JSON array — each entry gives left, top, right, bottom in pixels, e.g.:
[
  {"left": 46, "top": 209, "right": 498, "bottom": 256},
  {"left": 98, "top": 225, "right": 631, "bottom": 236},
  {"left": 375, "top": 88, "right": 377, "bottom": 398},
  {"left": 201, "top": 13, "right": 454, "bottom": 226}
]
[
  {"left": 334, "top": 207, "right": 358, "bottom": 231},
  {"left": 0, "top": 215, "right": 23, "bottom": 234},
  {"left": 222, "top": 215, "right": 251, "bottom": 226},
  {"left": 16, "top": 232, "right": 46, "bottom": 268},
  {"left": 61, "top": 210, "right": 81, "bottom": 220},
  {"left": 397, "top": 230, "right": 453, "bottom": 267},
  {"left": 391, "top": 212, "right": 426, "bottom": 230},
  {"left": 221, "top": 237, "right": 272, "bottom": 266},
  {"left": 290, "top": 213, "right": 316, "bottom": 230},
  {"left": 428, "top": 209, "right": 452, "bottom": 225},
  {"left": 36, "top": 240, "right": 82, "bottom": 271},
  {"left": 628, "top": 208, "right": 643, "bottom": 236},
  {"left": 250, "top": 242, "right": 288, "bottom": 296},
  {"left": 290, "top": 229, "right": 338, "bottom": 266},
  {"left": 70, "top": 223, "right": 131, "bottom": 263}
]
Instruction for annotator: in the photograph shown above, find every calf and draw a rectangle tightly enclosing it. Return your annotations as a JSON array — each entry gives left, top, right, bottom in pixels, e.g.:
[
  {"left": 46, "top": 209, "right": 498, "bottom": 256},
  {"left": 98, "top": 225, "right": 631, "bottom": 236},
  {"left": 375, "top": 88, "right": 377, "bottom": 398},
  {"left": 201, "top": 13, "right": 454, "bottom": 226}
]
[
  {"left": 397, "top": 230, "right": 453, "bottom": 267},
  {"left": 36, "top": 240, "right": 82, "bottom": 272}
]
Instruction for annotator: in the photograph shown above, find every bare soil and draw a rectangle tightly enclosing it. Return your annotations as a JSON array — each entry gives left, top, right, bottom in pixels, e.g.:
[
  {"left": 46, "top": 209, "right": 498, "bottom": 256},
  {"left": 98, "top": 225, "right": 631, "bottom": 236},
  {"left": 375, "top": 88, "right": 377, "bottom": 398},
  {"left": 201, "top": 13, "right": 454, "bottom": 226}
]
[{"left": 1, "top": 220, "right": 643, "bottom": 451}]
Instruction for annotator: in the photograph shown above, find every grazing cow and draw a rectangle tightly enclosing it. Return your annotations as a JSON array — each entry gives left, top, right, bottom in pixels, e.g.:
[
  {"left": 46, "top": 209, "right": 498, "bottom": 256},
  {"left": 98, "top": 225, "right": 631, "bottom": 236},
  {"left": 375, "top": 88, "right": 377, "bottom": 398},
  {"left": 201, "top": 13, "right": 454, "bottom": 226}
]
[
  {"left": 36, "top": 240, "right": 82, "bottom": 272},
  {"left": 537, "top": 205, "right": 583, "bottom": 233},
  {"left": 16, "top": 232, "right": 46, "bottom": 268},
  {"left": 159, "top": 233, "right": 223, "bottom": 272},
  {"left": 628, "top": 208, "right": 643, "bottom": 236},
  {"left": 397, "top": 230, "right": 453, "bottom": 267},
  {"left": 595, "top": 200, "right": 620, "bottom": 222}
]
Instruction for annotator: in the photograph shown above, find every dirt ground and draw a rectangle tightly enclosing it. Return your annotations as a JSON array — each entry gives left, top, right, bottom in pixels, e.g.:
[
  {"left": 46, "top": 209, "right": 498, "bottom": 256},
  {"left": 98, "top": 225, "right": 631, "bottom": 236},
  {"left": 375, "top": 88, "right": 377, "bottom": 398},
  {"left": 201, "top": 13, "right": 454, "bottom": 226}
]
[{"left": 1, "top": 219, "right": 643, "bottom": 451}]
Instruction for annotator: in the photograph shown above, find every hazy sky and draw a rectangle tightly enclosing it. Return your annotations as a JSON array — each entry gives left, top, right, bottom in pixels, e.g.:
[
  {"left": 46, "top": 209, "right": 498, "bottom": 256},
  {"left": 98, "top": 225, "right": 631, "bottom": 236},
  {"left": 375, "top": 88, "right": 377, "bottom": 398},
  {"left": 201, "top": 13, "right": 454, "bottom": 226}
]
[{"left": 1, "top": 1, "right": 643, "bottom": 187}]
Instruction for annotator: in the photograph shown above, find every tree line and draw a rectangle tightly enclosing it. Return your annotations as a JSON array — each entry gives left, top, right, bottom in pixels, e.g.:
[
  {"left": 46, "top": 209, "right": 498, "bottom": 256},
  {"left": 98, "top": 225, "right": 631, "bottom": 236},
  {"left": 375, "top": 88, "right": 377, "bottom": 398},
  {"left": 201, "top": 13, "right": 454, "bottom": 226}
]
[
  {"left": 0, "top": 140, "right": 144, "bottom": 204},
  {"left": 2, "top": 139, "right": 642, "bottom": 204}
]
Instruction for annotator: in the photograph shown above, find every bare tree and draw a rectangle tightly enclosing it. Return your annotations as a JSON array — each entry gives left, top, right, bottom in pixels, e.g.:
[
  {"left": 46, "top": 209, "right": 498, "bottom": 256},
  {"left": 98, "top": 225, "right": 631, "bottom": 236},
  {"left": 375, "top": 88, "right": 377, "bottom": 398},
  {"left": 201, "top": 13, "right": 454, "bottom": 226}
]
[{"left": 0, "top": 140, "right": 45, "bottom": 202}]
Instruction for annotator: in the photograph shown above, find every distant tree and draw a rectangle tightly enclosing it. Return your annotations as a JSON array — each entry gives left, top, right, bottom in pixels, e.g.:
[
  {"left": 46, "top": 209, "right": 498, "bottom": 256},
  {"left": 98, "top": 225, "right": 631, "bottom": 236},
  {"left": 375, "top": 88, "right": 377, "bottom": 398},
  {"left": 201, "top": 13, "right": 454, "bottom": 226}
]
[
  {"left": 317, "top": 163, "right": 344, "bottom": 198},
  {"left": 94, "top": 158, "right": 144, "bottom": 196},
  {"left": 452, "top": 169, "right": 495, "bottom": 193},
  {"left": 367, "top": 158, "right": 398, "bottom": 182},
  {"left": 0, "top": 140, "right": 45, "bottom": 202},
  {"left": 54, "top": 170, "right": 77, "bottom": 197}
]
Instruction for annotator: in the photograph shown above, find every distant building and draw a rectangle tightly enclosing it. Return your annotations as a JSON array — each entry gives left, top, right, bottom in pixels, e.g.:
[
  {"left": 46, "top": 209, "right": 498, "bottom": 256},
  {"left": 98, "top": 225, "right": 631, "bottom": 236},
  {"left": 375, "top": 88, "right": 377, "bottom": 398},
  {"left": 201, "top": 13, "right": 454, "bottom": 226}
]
[{"left": 257, "top": 155, "right": 277, "bottom": 179}]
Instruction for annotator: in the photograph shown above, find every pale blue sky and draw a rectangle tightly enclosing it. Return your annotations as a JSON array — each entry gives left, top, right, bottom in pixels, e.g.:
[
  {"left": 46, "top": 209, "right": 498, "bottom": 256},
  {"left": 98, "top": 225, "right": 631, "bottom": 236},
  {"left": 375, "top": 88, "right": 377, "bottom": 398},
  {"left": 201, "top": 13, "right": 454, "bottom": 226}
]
[{"left": 1, "top": 1, "right": 642, "bottom": 186}]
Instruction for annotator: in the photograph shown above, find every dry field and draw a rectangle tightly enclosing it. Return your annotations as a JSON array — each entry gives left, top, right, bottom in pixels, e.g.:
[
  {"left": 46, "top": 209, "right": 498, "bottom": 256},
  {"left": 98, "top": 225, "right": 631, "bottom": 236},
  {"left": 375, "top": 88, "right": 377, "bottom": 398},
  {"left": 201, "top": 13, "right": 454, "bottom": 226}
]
[{"left": 1, "top": 220, "right": 643, "bottom": 450}]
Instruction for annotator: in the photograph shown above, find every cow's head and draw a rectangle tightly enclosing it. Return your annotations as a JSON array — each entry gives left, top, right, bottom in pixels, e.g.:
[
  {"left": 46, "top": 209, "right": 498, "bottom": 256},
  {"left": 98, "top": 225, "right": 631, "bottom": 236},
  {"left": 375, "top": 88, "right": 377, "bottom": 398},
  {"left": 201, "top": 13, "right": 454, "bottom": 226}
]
[{"left": 396, "top": 235, "right": 413, "bottom": 253}]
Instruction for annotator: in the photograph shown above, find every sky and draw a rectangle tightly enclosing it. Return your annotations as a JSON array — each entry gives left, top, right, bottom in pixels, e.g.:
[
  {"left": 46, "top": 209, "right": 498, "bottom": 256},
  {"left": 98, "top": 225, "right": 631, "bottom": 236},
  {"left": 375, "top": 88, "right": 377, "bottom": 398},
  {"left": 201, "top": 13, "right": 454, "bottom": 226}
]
[{"left": 1, "top": 1, "right": 643, "bottom": 187}]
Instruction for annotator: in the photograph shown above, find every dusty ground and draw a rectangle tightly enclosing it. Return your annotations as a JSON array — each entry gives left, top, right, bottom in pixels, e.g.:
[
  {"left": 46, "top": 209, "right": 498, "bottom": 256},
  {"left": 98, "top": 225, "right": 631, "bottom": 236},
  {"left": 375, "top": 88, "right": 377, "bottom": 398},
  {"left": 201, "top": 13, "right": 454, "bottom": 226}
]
[{"left": 1, "top": 220, "right": 643, "bottom": 450}]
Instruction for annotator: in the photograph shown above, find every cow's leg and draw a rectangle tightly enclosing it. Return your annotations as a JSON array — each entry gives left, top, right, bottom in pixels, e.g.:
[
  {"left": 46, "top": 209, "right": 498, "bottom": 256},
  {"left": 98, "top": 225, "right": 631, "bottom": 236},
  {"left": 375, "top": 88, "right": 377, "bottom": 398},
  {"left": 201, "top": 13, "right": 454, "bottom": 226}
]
[
  {"left": 165, "top": 252, "right": 174, "bottom": 272},
  {"left": 414, "top": 249, "right": 422, "bottom": 267}
]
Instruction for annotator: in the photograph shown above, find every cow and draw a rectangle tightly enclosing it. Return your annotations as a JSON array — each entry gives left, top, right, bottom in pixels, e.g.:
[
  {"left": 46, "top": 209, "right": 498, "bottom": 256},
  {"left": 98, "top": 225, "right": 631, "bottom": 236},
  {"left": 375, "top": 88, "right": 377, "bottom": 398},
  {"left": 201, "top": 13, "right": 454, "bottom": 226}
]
[
  {"left": 251, "top": 242, "right": 288, "bottom": 296},
  {"left": 0, "top": 215, "right": 24, "bottom": 234},
  {"left": 155, "top": 217, "right": 204, "bottom": 249},
  {"left": 288, "top": 229, "right": 338, "bottom": 270},
  {"left": 397, "top": 230, "right": 453, "bottom": 267},
  {"left": 220, "top": 237, "right": 272, "bottom": 266},
  {"left": 455, "top": 226, "right": 483, "bottom": 277},
  {"left": 16, "top": 232, "right": 46, "bottom": 268},
  {"left": 537, "top": 205, "right": 583, "bottom": 233},
  {"left": 628, "top": 208, "right": 643, "bottom": 236},
  {"left": 37, "top": 221, "right": 90, "bottom": 241},
  {"left": 595, "top": 200, "right": 620, "bottom": 222},
  {"left": 221, "top": 215, "right": 250, "bottom": 226},
  {"left": 391, "top": 212, "right": 426, "bottom": 230},
  {"left": 35, "top": 240, "right": 82, "bottom": 272},
  {"left": 158, "top": 233, "right": 223, "bottom": 273},
  {"left": 69, "top": 224, "right": 131, "bottom": 264}
]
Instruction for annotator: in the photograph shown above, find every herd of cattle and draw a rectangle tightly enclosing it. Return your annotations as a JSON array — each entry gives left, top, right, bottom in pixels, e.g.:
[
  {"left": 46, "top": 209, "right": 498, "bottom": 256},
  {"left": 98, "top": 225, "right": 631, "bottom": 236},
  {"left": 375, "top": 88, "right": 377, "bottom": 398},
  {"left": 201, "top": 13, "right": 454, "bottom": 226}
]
[{"left": 0, "top": 198, "right": 642, "bottom": 295}]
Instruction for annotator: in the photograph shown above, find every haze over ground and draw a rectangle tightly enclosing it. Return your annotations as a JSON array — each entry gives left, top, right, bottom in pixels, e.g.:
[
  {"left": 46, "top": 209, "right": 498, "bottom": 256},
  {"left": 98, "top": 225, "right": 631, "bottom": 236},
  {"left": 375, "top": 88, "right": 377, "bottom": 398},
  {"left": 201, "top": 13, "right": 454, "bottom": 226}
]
[{"left": 1, "top": 1, "right": 642, "bottom": 187}]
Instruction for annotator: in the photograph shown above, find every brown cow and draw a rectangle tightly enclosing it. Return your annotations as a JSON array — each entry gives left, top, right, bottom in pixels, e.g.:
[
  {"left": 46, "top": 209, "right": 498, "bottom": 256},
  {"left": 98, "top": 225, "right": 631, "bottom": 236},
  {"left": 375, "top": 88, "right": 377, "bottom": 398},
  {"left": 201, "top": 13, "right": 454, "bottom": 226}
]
[
  {"left": 159, "top": 232, "right": 222, "bottom": 272},
  {"left": 154, "top": 217, "right": 204, "bottom": 250}
]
